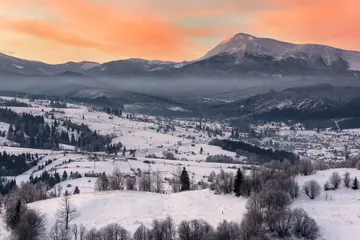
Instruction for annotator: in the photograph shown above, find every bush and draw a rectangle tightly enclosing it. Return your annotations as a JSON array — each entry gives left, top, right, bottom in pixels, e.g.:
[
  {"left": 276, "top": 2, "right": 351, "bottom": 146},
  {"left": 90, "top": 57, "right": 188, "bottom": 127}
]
[
  {"left": 213, "top": 220, "right": 242, "bottom": 240},
  {"left": 134, "top": 224, "right": 151, "bottom": 240},
  {"left": 13, "top": 209, "right": 47, "bottom": 240},
  {"left": 266, "top": 209, "right": 293, "bottom": 238},
  {"left": 260, "top": 190, "right": 291, "bottom": 211},
  {"left": 329, "top": 172, "right": 341, "bottom": 189},
  {"left": 303, "top": 180, "right": 321, "bottom": 200},
  {"left": 344, "top": 172, "right": 351, "bottom": 188},
  {"left": 292, "top": 208, "right": 319, "bottom": 240},
  {"left": 151, "top": 216, "right": 176, "bottom": 240},
  {"left": 178, "top": 219, "right": 214, "bottom": 240},
  {"left": 163, "top": 151, "right": 177, "bottom": 160},
  {"left": 299, "top": 159, "right": 315, "bottom": 176}
]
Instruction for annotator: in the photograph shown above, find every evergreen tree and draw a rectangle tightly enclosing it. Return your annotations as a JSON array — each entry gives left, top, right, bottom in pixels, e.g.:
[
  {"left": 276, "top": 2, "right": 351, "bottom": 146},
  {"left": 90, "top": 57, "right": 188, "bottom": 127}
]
[
  {"left": 233, "top": 168, "right": 244, "bottom": 197},
  {"left": 123, "top": 146, "right": 127, "bottom": 156},
  {"left": 200, "top": 147, "right": 203, "bottom": 154},
  {"left": 352, "top": 177, "right": 359, "bottom": 190},
  {"left": 7, "top": 199, "right": 23, "bottom": 230},
  {"left": 62, "top": 171, "right": 68, "bottom": 181},
  {"left": 180, "top": 167, "right": 190, "bottom": 191},
  {"left": 54, "top": 172, "right": 61, "bottom": 183},
  {"left": 73, "top": 186, "right": 80, "bottom": 195}
]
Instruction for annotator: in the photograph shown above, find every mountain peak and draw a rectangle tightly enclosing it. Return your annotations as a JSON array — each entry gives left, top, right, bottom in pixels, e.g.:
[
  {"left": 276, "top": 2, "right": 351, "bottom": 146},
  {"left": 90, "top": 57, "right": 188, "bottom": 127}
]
[
  {"left": 200, "top": 32, "right": 360, "bottom": 71},
  {"left": 221, "top": 33, "right": 256, "bottom": 44}
]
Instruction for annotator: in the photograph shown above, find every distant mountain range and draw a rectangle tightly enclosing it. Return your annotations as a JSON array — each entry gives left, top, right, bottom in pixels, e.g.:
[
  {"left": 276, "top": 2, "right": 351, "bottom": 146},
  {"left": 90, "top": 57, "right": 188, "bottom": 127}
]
[
  {"left": 211, "top": 83, "right": 360, "bottom": 124},
  {"left": 1, "top": 33, "right": 360, "bottom": 77}
]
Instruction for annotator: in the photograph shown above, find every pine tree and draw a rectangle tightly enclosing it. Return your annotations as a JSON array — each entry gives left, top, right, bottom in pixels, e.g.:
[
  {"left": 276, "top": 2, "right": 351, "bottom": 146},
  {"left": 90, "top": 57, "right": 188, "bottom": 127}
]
[
  {"left": 73, "top": 186, "right": 80, "bottom": 195},
  {"left": 200, "top": 147, "right": 203, "bottom": 154},
  {"left": 180, "top": 167, "right": 190, "bottom": 191},
  {"left": 233, "top": 168, "right": 244, "bottom": 197},
  {"left": 7, "top": 199, "right": 23, "bottom": 230},
  {"left": 352, "top": 177, "right": 359, "bottom": 190},
  {"left": 62, "top": 171, "right": 68, "bottom": 181}
]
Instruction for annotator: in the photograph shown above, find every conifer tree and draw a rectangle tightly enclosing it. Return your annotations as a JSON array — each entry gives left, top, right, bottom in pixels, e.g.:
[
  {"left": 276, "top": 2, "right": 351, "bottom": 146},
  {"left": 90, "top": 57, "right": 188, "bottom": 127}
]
[
  {"left": 73, "top": 186, "right": 80, "bottom": 195},
  {"left": 352, "top": 177, "right": 359, "bottom": 190},
  {"left": 62, "top": 171, "right": 68, "bottom": 181},
  {"left": 233, "top": 168, "right": 244, "bottom": 197},
  {"left": 180, "top": 167, "right": 190, "bottom": 191}
]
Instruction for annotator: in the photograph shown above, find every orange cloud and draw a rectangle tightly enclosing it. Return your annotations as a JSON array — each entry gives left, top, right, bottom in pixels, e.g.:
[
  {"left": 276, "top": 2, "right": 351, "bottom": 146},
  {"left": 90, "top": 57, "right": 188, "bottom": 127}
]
[
  {"left": 0, "top": 0, "right": 231, "bottom": 62},
  {"left": 255, "top": 0, "right": 360, "bottom": 50}
]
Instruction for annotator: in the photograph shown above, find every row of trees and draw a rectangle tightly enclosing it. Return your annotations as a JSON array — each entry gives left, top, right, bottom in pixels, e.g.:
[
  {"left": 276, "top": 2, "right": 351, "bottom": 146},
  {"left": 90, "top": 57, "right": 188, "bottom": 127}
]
[
  {"left": 209, "top": 139, "right": 298, "bottom": 164},
  {"left": 2, "top": 194, "right": 319, "bottom": 240},
  {"left": 94, "top": 167, "right": 191, "bottom": 194}
]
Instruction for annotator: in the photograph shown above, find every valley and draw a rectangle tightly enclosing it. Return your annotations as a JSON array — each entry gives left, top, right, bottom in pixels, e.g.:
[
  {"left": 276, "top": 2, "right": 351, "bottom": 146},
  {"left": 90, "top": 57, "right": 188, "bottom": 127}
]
[{"left": 0, "top": 94, "right": 360, "bottom": 239}]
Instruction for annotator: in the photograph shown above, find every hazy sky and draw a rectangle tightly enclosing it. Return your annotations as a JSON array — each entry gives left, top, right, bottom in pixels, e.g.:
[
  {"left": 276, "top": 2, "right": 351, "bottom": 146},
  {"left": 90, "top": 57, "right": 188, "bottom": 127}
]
[{"left": 0, "top": 0, "right": 358, "bottom": 63}]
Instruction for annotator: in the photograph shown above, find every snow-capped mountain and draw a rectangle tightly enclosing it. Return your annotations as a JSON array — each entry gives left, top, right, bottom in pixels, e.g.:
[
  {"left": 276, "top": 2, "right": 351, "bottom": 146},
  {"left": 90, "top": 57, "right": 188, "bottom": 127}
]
[
  {"left": 200, "top": 33, "right": 360, "bottom": 72},
  {"left": 2, "top": 33, "right": 360, "bottom": 77}
]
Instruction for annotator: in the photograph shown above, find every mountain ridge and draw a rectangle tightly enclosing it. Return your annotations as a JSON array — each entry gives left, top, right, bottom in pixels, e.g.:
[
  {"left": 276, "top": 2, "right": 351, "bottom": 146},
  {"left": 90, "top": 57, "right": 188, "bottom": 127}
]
[{"left": 2, "top": 33, "right": 360, "bottom": 77}]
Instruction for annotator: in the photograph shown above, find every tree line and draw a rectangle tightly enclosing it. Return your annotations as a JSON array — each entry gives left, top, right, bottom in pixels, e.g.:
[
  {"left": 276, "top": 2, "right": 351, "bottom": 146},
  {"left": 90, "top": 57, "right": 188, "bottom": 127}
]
[
  {"left": 0, "top": 107, "right": 113, "bottom": 151},
  {"left": 209, "top": 138, "right": 298, "bottom": 164}
]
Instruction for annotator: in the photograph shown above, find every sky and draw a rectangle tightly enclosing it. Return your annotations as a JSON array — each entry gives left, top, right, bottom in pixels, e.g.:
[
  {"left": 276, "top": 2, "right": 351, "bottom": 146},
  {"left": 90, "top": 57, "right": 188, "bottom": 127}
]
[{"left": 0, "top": 0, "right": 359, "bottom": 64}]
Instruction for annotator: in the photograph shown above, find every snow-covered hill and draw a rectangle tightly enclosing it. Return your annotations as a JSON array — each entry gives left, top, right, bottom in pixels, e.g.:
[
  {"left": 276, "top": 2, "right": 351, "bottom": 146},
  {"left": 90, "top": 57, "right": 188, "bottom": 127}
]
[
  {"left": 0, "top": 52, "right": 99, "bottom": 76},
  {"left": 213, "top": 84, "right": 360, "bottom": 117}
]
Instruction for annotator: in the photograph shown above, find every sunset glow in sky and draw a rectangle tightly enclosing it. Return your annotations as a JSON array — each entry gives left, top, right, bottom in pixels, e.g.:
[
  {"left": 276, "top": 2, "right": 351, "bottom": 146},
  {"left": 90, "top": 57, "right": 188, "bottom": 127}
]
[{"left": 0, "top": 0, "right": 359, "bottom": 63}]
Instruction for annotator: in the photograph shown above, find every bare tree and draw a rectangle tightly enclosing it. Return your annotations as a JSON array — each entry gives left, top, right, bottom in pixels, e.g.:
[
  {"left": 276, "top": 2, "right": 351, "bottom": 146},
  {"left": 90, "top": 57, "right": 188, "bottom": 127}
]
[
  {"left": 240, "top": 194, "right": 264, "bottom": 239},
  {"left": 153, "top": 169, "right": 164, "bottom": 193},
  {"left": 151, "top": 216, "right": 176, "bottom": 240},
  {"left": 217, "top": 220, "right": 243, "bottom": 240},
  {"left": 134, "top": 224, "right": 151, "bottom": 240},
  {"left": 56, "top": 196, "right": 80, "bottom": 230},
  {"left": 314, "top": 159, "right": 329, "bottom": 171},
  {"left": 56, "top": 185, "right": 64, "bottom": 197},
  {"left": 72, "top": 224, "right": 78, "bottom": 240},
  {"left": 49, "top": 221, "right": 70, "bottom": 240},
  {"left": 265, "top": 209, "right": 293, "bottom": 238},
  {"left": 259, "top": 190, "right": 291, "bottom": 211},
  {"left": 178, "top": 219, "right": 214, "bottom": 240},
  {"left": 299, "top": 159, "right": 315, "bottom": 176},
  {"left": 94, "top": 173, "right": 109, "bottom": 191},
  {"left": 79, "top": 224, "right": 86, "bottom": 240},
  {"left": 215, "top": 170, "right": 234, "bottom": 194},
  {"left": 99, "top": 223, "right": 132, "bottom": 240},
  {"left": 16, "top": 182, "right": 37, "bottom": 203},
  {"left": 344, "top": 172, "right": 351, "bottom": 188},
  {"left": 125, "top": 176, "right": 136, "bottom": 191},
  {"left": 292, "top": 208, "right": 319, "bottom": 240},
  {"left": 109, "top": 167, "right": 124, "bottom": 190},
  {"left": 303, "top": 180, "right": 321, "bottom": 200},
  {"left": 139, "top": 172, "right": 152, "bottom": 192},
  {"left": 329, "top": 172, "right": 341, "bottom": 189}
]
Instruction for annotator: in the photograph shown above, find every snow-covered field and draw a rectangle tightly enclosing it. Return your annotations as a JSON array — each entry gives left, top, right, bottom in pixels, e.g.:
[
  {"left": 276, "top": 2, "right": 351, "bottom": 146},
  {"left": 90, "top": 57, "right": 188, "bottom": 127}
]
[
  {"left": 2, "top": 96, "right": 360, "bottom": 239},
  {"left": 18, "top": 169, "right": 360, "bottom": 240},
  {"left": 29, "top": 190, "right": 246, "bottom": 234}
]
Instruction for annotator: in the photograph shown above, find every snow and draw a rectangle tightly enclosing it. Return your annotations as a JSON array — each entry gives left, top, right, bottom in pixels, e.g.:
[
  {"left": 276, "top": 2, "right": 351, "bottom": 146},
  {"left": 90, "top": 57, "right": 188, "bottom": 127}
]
[
  {"left": 12, "top": 63, "right": 24, "bottom": 69},
  {"left": 28, "top": 190, "right": 247, "bottom": 234},
  {"left": 294, "top": 169, "right": 360, "bottom": 240},
  {"left": 2, "top": 95, "right": 360, "bottom": 239}
]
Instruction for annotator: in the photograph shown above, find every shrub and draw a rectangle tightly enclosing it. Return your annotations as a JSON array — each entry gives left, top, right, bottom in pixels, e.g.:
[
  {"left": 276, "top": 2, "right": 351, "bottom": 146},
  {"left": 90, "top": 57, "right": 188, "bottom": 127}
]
[
  {"left": 344, "top": 172, "right": 351, "bottom": 188},
  {"left": 292, "top": 208, "right": 319, "bottom": 240},
  {"left": 329, "top": 172, "right": 341, "bottom": 189},
  {"left": 303, "top": 180, "right": 321, "bottom": 200}
]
